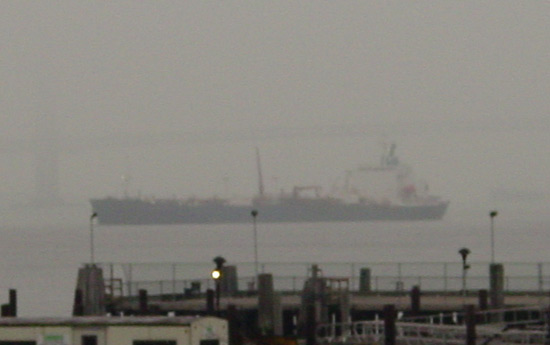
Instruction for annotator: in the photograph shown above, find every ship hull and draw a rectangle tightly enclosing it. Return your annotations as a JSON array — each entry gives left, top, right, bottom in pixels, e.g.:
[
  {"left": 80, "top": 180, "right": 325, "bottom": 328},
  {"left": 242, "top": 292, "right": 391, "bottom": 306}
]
[{"left": 90, "top": 198, "right": 449, "bottom": 225}]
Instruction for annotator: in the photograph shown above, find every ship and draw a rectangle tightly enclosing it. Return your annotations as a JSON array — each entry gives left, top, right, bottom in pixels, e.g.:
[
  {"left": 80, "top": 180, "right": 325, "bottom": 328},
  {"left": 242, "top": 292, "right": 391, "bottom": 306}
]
[{"left": 90, "top": 145, "right": 449, "bottom": 225}]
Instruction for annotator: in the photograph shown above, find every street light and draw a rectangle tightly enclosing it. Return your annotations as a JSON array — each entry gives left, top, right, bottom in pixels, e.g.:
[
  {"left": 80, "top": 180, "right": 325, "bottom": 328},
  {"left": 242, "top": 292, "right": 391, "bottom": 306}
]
[
  {"left": 459, "top": 248, "right": 471, "bottom": 296},
  {"left": 490, "top": 210, "right": 498, "bottom": 263},
  {"left": 251, "top": 209, "right": 259, "bottom": 279},
  {"left": 90, "top": 212, "right": 98, "bottom": 264},
  {"left": 212, "top": 256, "right": 226, "bottom": 314}
]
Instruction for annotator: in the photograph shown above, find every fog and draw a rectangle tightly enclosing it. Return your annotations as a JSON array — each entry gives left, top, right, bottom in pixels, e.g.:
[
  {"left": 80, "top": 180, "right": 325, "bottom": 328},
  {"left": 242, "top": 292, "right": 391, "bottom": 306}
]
[{"left": 1, "top": 1, "right": 549, "bottom": 224}]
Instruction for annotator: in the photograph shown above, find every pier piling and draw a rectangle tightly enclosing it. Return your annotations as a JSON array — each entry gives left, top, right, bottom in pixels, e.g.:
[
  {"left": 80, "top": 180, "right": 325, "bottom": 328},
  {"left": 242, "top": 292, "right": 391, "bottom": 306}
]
[
  {"left": 139, "top": 289, "right": 148, "bottom": 314},
  {"left": 206, "top": 288, "right": 215, "bottom": 315},
  {"left": 410, "top": 286, "right": 420, "bottom": 315},
  {"left": 383, "top": 304, "right": 396, "bottom": 345},
  {"left": 465, "top": 305, "right": 477, "bottom": 345},
  {"left": 74, "top": 264, "right": 106, "bottom": 315},
  {"left": 478, "top": 289, "right": 488, "bottom": 310},
  {"left": 490, "top": 264, "right": 504, "bottom": 309},
  {"left": 0, "top": 289, "right": 17, "bottom": 317}
]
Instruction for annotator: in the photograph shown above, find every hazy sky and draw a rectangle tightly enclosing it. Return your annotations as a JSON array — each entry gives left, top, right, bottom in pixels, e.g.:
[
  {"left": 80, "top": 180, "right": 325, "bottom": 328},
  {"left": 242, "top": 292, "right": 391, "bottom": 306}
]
[{"left": 1, "top": 2, "right": 549, "bottom": 215}]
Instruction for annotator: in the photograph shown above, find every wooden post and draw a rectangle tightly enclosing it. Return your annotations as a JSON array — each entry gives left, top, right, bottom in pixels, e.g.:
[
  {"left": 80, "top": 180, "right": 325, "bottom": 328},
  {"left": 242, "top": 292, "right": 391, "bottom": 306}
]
[
  {"left": 227, "top": 304, "right": 240, "bottom": 345},
  {"left": 384, "top": 304, "right": 396, "bottom": 345},
  {"left": 465, "top": 304, "right": 476, "bottom": 345},
  {"left": 258, "top": 273, "right": 282, "bottom": 335},
  {"left": 478, "top": 290, "right": 488, "bottom": 311},
  {"left": 359, "top": 268, "right": 371, "bottom": 293},
  {"left": 410, "top": 286, "right": 420, "bottom": 315},
  {"left": 489, "top": 264, "right": 504, "bottom": 309},
  {"left": 206, "top": 288, "right": 215, "bottom": 315},
  {"left": 138, "top": 289, "right": 148, "bottom": 314},
  {"left": 73, "top": 289, "right": 84, "bottom": 316},
  {"left": 545, "top": 305, "right": 550, "bottom": 345},
  {"left": 1, "top": 290, "right": 17, "bottom": 317},
  {"left": 0, "top": 305, "right": 10, "bottom": 317},
  {"left": 305, "top": 305, "right": 316, "bottom": 345},
  {"left": 9, "top": 289, "right": 16, "bottom": 317}
]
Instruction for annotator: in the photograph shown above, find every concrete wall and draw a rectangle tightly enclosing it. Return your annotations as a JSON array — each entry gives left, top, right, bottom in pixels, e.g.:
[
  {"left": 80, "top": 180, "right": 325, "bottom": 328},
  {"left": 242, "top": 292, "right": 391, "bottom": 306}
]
[
  {"left": 73, "top": 328, "right": 107, "bottom": 345},
  {"left": 0, "top": 326, "right": 72, "bottom": 343},
  {"left": 190, "top": 317, "right": 228, "bottom": 345},
  {"left": 0, "top": 317, "right": 228, "bottom": 345},
  {"left": 107, "top": 326, "right": 189, "bottom": 344}
]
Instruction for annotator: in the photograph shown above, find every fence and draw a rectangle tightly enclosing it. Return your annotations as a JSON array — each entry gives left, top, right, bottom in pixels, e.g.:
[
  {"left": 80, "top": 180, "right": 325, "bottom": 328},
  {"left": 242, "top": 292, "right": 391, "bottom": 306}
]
[
  {"left": 317, "top": 306, "right": 549, "bottom": 345},
  {"left": 97, "top": 261, "right": 550, "bottom": 298}
]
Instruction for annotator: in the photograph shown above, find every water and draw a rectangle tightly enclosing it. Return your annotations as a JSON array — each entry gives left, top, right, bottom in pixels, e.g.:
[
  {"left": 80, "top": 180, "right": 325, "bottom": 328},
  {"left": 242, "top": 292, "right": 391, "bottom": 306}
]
[{"left": 1, "top": 199, "right": 549, "bottom": 317}]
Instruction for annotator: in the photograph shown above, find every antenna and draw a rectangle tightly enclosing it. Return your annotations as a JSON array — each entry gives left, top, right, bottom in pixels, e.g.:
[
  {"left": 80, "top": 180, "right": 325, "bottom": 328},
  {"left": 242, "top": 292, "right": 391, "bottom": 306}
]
[{"left": 255, "top": 147, "right": 265, "bottom": 197}]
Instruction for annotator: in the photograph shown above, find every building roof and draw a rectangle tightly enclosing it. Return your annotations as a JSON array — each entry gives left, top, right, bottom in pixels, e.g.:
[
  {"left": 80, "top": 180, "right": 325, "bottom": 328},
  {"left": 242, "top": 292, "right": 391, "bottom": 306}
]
[{"left": 0, "top": 316, "right": 219, "bottom": 327}]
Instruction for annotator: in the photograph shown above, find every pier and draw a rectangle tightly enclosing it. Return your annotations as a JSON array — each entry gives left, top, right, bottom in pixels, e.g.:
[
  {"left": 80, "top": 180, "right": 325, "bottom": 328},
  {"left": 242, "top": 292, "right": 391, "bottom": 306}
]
[{"left": 70, "top": 260, "right": 550, "bottom": 344}]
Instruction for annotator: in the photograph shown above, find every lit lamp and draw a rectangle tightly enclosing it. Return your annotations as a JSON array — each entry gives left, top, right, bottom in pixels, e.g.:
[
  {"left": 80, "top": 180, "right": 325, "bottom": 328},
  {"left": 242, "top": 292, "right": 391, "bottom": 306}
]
[
  {"left": 459, "top": 247, "right": 471, "bottom": 296},
  {"left": 212, "top": 256, "right": 226, "bottom": 314},
  {"left": 211, "top": 269, "right": 221, "bottom": 280}
]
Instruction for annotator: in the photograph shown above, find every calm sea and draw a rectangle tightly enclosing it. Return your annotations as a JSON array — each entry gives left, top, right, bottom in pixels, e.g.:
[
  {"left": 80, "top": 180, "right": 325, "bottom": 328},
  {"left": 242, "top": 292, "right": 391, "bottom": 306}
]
[{"left": 1, "top": 200, "right": 549, "bottom": 317}]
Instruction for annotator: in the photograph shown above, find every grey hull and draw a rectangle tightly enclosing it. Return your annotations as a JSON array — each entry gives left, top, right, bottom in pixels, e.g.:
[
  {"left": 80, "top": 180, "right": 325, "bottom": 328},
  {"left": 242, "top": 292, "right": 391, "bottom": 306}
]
[{"left": 90, "top": 198, "right": 449, "bottom": 225}]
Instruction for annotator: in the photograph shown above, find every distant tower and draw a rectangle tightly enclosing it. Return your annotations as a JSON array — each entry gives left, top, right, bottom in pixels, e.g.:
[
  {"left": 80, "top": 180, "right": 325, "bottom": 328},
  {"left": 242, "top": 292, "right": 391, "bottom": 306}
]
[{"left": 33, "top": 112, "right": 62, "bottom": 205}]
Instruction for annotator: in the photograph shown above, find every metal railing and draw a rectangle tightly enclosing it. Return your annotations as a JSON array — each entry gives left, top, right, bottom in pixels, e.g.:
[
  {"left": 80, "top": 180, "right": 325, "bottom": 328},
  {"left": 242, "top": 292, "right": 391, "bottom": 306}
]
[
  {"left": 97, "top": 261, "right": 550, "bottom": 298},
  {"left": 402, "top": 306, "right": 546, "bottom": 326},
  {"left": 316, "top": 308, "right": 547, "bottom": 345}
]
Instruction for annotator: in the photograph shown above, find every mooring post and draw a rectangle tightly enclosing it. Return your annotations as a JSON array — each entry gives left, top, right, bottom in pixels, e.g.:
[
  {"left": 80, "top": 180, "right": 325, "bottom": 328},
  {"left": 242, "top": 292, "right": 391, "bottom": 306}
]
[{"left": 384, "top": 304, "right": 396, "bottom": 345}]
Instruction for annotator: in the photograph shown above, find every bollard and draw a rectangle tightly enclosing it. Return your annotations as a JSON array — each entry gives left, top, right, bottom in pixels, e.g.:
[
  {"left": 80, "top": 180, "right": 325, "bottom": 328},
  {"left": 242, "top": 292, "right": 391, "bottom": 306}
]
[
  {"left": 384, "top": 304, "right": 396, "bottom": 345},
  {"left": 410, "top": 286, "right": 420, "bottom": 315}
]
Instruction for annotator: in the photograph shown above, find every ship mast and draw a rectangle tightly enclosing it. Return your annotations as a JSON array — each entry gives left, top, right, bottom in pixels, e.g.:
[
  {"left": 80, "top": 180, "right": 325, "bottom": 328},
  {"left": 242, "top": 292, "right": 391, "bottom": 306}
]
[{"left": 256, "top": 147, "right": 265, "bottom": 197}]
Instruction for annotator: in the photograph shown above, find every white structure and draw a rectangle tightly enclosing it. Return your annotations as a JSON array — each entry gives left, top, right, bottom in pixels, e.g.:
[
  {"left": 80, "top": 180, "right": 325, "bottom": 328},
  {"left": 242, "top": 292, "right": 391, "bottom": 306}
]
[{"left": 0, "top": 316, "right": 227, "bottom": 345}]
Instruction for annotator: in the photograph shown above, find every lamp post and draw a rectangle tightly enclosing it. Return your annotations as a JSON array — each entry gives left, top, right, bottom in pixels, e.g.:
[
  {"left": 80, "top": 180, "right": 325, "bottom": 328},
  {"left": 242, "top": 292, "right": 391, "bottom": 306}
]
[
  {"left": 251, "top": 209, "right": 259, "bottom": 279},
  {"left": 490, "top": 210, "right": 498, "bottom": 264},
  {"left": 459, "top": 248, "right": 471, "bottom": 296},
  {"left": 211, "top": 256, "right": 226, "bottom": 315},
  {"left": 90, "top": 212, "right": 98, "bottom": 264}
]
